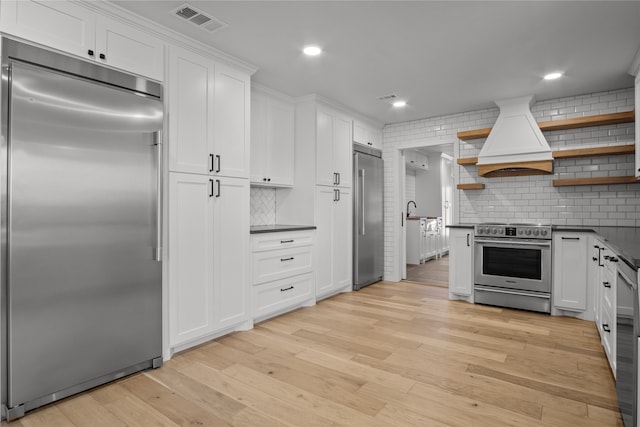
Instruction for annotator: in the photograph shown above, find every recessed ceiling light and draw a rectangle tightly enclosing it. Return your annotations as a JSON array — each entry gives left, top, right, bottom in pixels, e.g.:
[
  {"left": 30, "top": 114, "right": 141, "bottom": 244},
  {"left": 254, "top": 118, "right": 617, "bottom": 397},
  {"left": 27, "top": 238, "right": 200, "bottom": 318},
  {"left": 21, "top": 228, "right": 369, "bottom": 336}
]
[
  {"left": 393, "top": 100, "right": 407, "bottom": 108},
  {"left": 543, "top": 72, "right": 563, "bottom": 80},
  {"left": 303, "top": 46, "right": 322, "bottom": 56}
]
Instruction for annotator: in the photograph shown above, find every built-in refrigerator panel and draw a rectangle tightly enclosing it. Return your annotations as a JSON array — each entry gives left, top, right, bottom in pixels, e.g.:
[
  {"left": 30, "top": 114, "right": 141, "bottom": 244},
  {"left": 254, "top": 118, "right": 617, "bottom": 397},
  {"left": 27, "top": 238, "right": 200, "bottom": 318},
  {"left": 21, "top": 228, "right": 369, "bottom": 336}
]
[
  {"left": 2, "top": 39, "right": 163, "bottom": 418},
  {"left": 353, "top": 145, "right": 384, "bottom": 290}
]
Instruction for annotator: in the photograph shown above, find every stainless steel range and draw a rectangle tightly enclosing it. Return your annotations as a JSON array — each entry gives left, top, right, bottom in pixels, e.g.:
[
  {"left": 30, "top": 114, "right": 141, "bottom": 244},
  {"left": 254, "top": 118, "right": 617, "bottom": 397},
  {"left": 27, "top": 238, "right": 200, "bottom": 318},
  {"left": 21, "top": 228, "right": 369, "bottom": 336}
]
[{"left": 474, "top": 223, "right": 552, "bottom": 313}]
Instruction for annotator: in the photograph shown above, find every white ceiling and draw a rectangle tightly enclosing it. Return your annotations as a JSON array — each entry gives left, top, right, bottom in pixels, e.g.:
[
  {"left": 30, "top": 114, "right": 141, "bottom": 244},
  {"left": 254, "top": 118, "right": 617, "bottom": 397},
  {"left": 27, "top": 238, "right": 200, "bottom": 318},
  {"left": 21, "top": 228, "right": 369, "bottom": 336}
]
[{"left": 111, "top": 1, "right": 640, "bottom": 126}]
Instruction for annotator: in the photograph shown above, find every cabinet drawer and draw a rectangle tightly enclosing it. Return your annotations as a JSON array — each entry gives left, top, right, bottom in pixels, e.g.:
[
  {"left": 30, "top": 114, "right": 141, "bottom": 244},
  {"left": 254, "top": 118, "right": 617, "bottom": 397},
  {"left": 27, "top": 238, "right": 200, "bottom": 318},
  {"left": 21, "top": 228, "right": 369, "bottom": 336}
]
[
  {"left": 252, "top": 231, "right": 314, "bottom": 252},
  {"left": 252, "top": 246, "right": 313, "bottom": 285},
  {"left": 253, "top": 273, "right": 313, "bottom": 321}
]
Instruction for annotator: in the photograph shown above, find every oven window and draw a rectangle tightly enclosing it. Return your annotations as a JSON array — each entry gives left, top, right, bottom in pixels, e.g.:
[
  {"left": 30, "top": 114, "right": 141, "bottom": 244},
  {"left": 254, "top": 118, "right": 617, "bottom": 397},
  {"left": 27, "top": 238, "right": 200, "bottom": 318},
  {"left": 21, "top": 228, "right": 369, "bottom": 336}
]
[{"left": 482, "top": 246, "right": 542, "bottom": 280}]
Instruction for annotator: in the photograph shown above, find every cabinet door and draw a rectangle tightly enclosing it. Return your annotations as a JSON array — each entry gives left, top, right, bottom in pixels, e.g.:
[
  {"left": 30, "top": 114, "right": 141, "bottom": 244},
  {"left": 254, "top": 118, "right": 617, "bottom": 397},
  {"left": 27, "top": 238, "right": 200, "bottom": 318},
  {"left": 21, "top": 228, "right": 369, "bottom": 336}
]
[
  {"left": 316, "top": 110, "right": 335, "bottom": 186},
  {"left": 168, "top": 173, "right": 215, "bottom": 346},
  {"left": 332, "top": 188, "right": 352, "bottom": 290},
  {"left": 214, "top": 63, "right": 250, "bottom": 178},
  {"left": 250, "top": 93, "right": 268, "bottom": 184},
  {"left": 449, "top": 228, "right": 473, "bottom": 296},
  {"left": 0, "top": 0, "right": 96, "bottom": 59},
  {"left": 552, "top": 233, "right": 588, "bottom": 311},
  {"left": 315, "top": 186, "right": 335, "bottom": 295},
  {"left": 168, "top": 47, "right": 215, "bottom": 174},
  {"left": 213, "top": 177, "right": 250, "bottom": 329},
  {"left": 333, "top": 114, "right": 352, "bottom": 188},
  {"left": 591, "top": 238, "right": 603, "bottom": 328},
  {"left": 266, "top": 99, "right": 295, "bottom": 186},
  {"left": 352, "top": 120, "right": 367, "bottom": 145},
  {"left": 96, "top": 16, "right": 164, "bottom": 81},
  {"left": 368, "top": 127, "right": 382, "bottom": 150}
]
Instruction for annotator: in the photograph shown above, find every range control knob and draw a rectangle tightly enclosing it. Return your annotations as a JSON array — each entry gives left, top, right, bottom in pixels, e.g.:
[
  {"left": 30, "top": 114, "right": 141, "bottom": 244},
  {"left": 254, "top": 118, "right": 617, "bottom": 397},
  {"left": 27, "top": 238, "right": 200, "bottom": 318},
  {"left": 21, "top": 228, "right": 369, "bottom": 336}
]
[
  {"left": 541, "top": 229, "right": 548, "bottom": 236},
  {"left": 533, "top": 229, "right": 539, "bottom": 236},
  {"left": 518, "top": 229, "right": 523, "bottom": 235},
  {"left": 491, "top": 228, "right": 497, "bottom": 234},
  {"left": 499, "top": 229, "right": 504, "bottom": 234},
  {"left": 525, "top": 229, "right": 532, "bottom": 236}
]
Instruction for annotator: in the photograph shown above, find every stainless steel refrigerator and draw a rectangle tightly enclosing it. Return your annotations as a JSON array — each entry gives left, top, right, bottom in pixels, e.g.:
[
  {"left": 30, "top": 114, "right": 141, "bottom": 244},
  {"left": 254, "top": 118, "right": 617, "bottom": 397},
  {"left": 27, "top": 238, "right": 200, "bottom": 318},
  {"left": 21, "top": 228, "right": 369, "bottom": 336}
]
[
  {"left": 1, "top": 39, "right": 163, "bottom": 420},
  {"left": 353, "top": 145, "right": 384, "bottom": 290}
]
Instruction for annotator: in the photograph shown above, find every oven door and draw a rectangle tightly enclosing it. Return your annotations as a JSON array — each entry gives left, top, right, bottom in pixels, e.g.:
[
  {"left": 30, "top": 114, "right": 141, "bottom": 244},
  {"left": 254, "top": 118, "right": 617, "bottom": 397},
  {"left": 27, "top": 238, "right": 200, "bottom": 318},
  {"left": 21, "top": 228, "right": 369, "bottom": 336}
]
[{"left": 474, "top": 238, "right": 552, "bottom": 293}]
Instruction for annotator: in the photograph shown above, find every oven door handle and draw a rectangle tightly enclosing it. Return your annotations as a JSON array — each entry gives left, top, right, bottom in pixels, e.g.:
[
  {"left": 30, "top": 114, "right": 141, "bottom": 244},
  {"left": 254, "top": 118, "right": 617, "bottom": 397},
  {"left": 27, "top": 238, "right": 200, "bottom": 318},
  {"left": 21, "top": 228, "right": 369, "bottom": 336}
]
[
  {"left": 474, "top": 238, "right": 551, "bottom": 248},
  {"left": 475, "top": 286, "right": 551, "bottom": 299}
]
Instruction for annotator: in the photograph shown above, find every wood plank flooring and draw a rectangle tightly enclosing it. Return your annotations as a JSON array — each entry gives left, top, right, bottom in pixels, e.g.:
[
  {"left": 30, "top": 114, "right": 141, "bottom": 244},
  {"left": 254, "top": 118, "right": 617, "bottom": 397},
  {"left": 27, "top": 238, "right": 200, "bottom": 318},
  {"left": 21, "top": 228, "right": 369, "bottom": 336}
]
[
  {"left": 2, "top": 281, "right": 622, "bottom": 426},
  {"left": 406, "top": 255, "right": 449, "bottom": 287}
]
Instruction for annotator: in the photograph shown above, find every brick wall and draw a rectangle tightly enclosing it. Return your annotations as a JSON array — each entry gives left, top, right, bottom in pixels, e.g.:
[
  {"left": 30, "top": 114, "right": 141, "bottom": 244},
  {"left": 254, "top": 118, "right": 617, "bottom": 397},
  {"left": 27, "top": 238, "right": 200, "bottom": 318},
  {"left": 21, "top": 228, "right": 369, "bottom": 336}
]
[{"left": 383, "top": 88, "right": 637, "bottom": 279}]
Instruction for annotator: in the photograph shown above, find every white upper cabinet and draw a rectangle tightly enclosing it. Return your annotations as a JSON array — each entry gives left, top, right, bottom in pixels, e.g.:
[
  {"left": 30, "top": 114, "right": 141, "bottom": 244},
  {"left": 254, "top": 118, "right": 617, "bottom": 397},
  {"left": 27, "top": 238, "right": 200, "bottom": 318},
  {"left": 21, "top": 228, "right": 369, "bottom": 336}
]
[
  {"left": 168, "top": 47, "right": 215, "bottom": 175},
  {"left": 95, "top": 15, "right": 164, "bottom": 81},
  {"left": 250, "top": 91, "right": 294, "bottom": 187},
  {"left": 168, "top": 48, "right": 250, "bottom": 178},
  {"left": 0, "top": 0, "right": 164, "bottom": 81},
  {"left": 352, "top": 120, "right": 382, "bottom": 149},
  {"left": 214, "top": 63, "right": 250, "bottom": 179},
  {"left": 316, "top": 107, "right": 352, "bottom": 188}
]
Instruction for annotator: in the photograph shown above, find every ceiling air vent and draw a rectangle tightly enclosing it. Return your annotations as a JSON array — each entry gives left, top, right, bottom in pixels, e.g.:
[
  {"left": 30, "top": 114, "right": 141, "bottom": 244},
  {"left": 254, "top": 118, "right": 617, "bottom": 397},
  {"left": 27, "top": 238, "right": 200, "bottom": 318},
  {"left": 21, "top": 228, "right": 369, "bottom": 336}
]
[
  {"left": 171, "top": 3, "right": 228, "bottom": 33},
  {"left": 377, "top": 94, "right": 397, "bottom": 102}
]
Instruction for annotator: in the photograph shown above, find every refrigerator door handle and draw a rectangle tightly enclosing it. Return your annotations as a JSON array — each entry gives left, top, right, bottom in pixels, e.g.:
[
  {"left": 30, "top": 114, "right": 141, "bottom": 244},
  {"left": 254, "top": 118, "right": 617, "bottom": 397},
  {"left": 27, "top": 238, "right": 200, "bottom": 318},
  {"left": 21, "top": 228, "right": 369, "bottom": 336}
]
[
  {"left": 359, "top": 168, "right": 365, "bottom": 235},
  {"left": 153, "top": 131, "right": 162, "bottom": 262}
]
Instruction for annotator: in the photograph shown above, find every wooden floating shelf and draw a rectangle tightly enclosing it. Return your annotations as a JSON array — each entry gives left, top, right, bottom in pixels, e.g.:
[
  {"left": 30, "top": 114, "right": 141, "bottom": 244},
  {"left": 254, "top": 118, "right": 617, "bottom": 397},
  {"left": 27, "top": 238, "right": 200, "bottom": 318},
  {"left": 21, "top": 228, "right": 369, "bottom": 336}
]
[
  {"left": 457, "top": 144, "right": 636, "bottom": 166},
  {"left": 552, "top": 144, "right": 636, "bottom": 159},
  {"left": 457, "top": 183, "right": 485, "bottom": 190},
  {"left": 456, "top": 157, "right": 478, "bottom": 166},
  {"left": 552, "top": 176, "right": 639, "bottom": 187},
  {"left": 457, "top": 111, "right": 635, "bottom": 141}
]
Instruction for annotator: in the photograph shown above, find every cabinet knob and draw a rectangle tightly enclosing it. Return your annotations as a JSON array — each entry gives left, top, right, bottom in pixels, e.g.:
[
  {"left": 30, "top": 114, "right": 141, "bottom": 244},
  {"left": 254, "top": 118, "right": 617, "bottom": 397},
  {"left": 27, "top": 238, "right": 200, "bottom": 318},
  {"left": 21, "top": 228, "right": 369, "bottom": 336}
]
[
  {"left": 603, "top": 281, "right": 611, "bottom": 288},
  {"left": 602, "top": 324, "right": 611, "bottom": 333},
  {"left": 99, "top": 53, "right": 106, "bottom": 60},
  {"left": 267, "top": 178, "right": 271, "bottom": 182},
  {"left": 592, "top": 257, "right": 598, "bottom": 261},
  {"left": 87, "top": 49, "right": 94, "bottom": 57}
]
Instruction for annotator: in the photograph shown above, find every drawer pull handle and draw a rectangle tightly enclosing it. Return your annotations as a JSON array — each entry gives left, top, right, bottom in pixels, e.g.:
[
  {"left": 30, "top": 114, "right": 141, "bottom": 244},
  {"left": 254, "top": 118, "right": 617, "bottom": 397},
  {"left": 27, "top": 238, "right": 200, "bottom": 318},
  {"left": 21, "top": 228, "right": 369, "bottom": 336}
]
[
  {"left": 602, "top": 323, "right": 611, "bottom": 333},
  {"left": 592, "top": 257, "right": 598, "bottom": 261},
  {"left": 603, "top": 281, "right": 611, "bottom": 288},
  {"left": 281, "top": 257, "right": 294, "bottom": 262},
  {"left": 280, "top": 286, "right": 294, "bottom": 292},
  {"left": 280, "top": 240, "right": 294, "bottom": 244}
]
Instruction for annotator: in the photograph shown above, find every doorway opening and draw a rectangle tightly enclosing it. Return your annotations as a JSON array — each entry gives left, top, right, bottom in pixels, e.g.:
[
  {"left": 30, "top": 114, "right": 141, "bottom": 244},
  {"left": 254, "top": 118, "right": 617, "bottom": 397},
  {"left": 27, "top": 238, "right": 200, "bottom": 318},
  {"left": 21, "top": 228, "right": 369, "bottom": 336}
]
[{"left": 401, "top": 144, "right": 454, "bottom": 287}]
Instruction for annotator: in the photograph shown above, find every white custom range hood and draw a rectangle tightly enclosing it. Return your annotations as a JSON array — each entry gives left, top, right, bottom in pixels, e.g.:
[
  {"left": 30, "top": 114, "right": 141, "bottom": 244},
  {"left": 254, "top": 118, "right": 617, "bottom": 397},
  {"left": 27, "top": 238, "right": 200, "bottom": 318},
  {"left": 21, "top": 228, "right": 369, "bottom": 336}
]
[{"left": 476, "top": 95, "right": 553, "bottom": 177}]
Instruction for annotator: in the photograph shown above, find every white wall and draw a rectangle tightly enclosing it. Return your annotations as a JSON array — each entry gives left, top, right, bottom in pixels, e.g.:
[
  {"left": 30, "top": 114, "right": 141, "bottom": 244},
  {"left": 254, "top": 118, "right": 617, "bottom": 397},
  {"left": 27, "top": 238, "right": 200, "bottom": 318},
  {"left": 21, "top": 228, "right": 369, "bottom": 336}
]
[
  {"left": 383, "top": 87, "right": 637, "bottom": 281},
  {"left": 415, "top": 159, "right": 442, "bottom": 218},
  {"left": 405, "top": 169, "right": 416, "bottom": 213}
]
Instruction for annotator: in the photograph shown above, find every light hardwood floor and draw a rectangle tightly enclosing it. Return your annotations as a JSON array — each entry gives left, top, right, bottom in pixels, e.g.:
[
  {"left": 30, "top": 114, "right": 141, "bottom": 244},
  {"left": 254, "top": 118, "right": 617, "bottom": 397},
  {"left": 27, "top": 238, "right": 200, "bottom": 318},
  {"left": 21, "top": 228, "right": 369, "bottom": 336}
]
[
  {"left": 2, "top": 281, "right": 622, "bottom": 426},
  {"left": 406, "top": 255, "right": 449, "bottom": 287}
]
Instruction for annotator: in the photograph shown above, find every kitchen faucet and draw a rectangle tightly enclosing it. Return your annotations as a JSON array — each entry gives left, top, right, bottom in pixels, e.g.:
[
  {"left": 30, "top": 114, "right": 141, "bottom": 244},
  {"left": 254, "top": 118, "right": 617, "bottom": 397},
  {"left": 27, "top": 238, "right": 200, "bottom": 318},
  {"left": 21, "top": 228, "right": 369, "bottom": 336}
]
[{"left": 407, "top": 201, "right": 417, "bottom": 218}]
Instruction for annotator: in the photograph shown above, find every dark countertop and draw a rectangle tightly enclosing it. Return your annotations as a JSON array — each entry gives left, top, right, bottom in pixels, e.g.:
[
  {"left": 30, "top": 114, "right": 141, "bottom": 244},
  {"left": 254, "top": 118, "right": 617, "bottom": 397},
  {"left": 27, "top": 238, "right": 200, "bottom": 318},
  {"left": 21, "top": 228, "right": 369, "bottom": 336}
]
[
  {"left": 250, "top": 224, "right": 317, "bottom": 234},
  {"left": 407, "top": 216, "right": 438, "bottom": 220},
  {"left": 554, "top": 225, "right": 640, "bottom": 270},
  {"left": 446, "top": 224, "right": 475, "bottom": 229}
]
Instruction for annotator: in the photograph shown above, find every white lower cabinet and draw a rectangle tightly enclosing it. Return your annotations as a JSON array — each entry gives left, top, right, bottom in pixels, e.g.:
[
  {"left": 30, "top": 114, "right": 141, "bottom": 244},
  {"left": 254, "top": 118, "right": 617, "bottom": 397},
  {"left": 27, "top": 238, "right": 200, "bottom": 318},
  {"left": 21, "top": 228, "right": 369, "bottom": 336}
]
[
  {"left": 168, "top": 172, "right": 250, "bottom": 350},
  {"left": 448, "top": 227, "right": 473, "bottom": 299},
  {"left": 552, "top": 232, "right": 588, "bottom": 312},
  {"left": 251, "top": 231, "right": 315, "bottom": 322},
  {"left": 315, "top": 186, "right": 352, "bottom": 299}
]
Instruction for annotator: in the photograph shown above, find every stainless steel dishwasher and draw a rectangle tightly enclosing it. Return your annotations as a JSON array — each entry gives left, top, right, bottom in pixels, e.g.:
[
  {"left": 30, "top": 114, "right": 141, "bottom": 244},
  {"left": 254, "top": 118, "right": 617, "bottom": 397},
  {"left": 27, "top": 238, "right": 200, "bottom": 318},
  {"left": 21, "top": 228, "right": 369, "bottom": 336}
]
[{"left": 616, "top": 258, "right": 639, "bottom": 427}]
